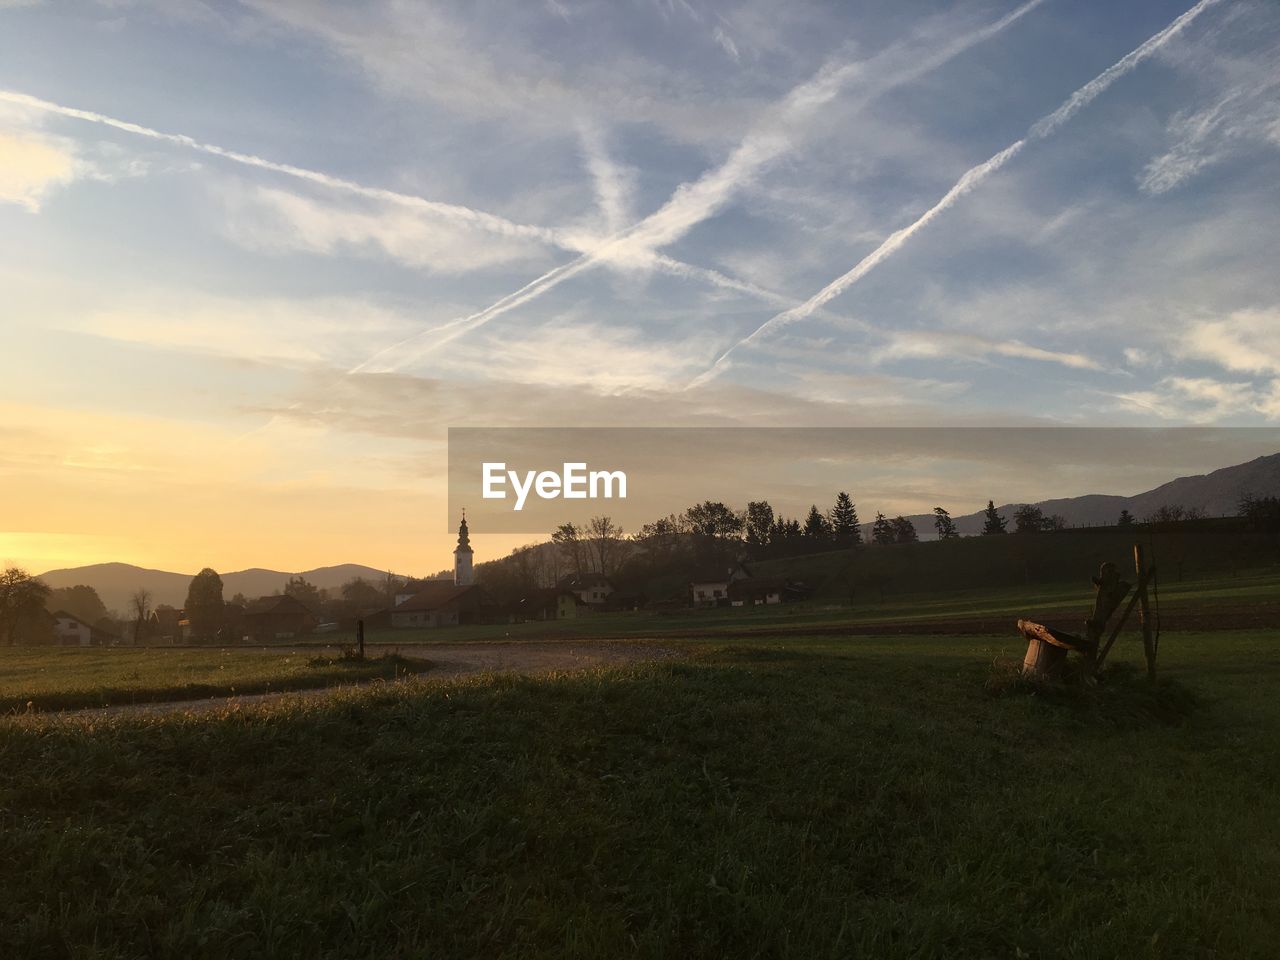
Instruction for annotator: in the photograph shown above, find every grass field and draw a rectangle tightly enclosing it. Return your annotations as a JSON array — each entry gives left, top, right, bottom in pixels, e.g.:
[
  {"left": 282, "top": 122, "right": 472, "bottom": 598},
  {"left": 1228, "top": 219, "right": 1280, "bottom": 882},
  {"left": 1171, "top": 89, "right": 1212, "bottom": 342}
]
[
  {"left": 360, "top": 566, "right": 1280, "bottom": 646},
  {"left": 2, "top": 626, "right": 1277, "bottom": 958},
  {"left": 0, "top": 648, "right": 430, "bottom": 712}
]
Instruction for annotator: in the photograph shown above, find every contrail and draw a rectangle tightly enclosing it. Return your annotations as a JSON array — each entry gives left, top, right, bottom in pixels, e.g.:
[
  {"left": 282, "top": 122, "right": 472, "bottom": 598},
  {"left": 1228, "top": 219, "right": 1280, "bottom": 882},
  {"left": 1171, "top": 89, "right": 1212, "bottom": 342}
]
[
  {"left": 363, "top": 0, "right": 1048, "bottom": 372},
  {"left": 0, "top": 88, "right": 566, "bottom": 246},
  {"left": 1, "top": 86, "right": 816, "bottom": 332},
  {"left": 692, "top": 0, "right": 1225, "bottom": 388}
]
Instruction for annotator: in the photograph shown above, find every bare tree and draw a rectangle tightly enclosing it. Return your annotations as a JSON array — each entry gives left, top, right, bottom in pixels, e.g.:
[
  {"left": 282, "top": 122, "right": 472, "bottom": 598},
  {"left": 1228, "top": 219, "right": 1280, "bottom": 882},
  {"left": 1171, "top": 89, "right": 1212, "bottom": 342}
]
[
  {"left": 552, "top": 523, "right": 585, "bottom": 580},
  {"left": 130, "top": 588, "right": 152, "bottom": 646},
  {"left": 586, "top": 516, "right": 622, "bottom": 578}
]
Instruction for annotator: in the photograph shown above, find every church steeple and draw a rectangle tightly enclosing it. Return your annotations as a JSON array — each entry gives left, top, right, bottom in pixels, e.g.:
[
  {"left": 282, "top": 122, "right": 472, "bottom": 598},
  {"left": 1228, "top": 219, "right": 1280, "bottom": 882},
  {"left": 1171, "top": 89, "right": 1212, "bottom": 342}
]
[{"left": 453, "top": 510, "right": 474, "bottom": 586}]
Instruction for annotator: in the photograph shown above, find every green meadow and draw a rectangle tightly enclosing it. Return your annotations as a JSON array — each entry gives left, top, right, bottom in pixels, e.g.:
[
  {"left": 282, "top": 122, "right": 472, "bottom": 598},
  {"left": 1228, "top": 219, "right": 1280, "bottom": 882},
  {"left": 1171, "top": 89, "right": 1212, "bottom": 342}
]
[{"left": 2, "top": 623, "right": 1277, "bottom": 959}]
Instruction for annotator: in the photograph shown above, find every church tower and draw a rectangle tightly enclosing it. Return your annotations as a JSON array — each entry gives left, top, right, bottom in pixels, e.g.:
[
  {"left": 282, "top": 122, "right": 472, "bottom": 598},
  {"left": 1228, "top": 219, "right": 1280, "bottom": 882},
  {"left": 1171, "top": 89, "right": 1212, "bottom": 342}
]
[{"left": 453, "top": 511, "right": 474, "bottom": 586}]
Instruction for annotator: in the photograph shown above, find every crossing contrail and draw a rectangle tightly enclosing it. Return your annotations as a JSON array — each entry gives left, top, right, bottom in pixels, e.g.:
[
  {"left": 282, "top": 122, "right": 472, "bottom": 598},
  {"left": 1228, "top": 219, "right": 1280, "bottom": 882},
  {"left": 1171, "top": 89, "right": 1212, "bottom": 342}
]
[
  {"left": 690, "top": 0, "right": 1226, "bottom": 388},
  {"left": 356, "top": 0, "right": 1049, "bottom": 373},
  {"left": 1, "top": 86, "right": 834, "bottom": 334}
]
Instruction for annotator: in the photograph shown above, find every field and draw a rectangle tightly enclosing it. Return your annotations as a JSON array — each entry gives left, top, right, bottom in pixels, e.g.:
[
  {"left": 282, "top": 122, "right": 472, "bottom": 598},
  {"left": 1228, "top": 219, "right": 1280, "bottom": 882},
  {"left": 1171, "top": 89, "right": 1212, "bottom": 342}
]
[
  {"left": 0, "top": 648, "right": 430, "bottom": 712},
  {"left": 1, "top": 573, "right": 1277, "bottom": 958},
  {"left": 364, "top": 567, "right": 1280, "bottom": 645}
]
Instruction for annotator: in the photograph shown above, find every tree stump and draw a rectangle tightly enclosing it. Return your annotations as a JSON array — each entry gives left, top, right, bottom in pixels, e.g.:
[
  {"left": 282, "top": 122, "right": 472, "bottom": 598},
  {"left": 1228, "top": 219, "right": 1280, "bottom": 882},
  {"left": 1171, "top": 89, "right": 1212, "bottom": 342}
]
[{"left": 1018, "top": 619, "right": 1088, "bottom": 680}]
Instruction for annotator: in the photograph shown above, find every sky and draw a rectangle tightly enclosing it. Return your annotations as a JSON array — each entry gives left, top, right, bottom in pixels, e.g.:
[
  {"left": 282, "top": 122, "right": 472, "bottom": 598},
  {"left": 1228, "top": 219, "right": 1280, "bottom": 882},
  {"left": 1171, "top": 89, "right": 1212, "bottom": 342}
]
[{"left": 1, "top": 0, "right": 1279, "bottom": 577}]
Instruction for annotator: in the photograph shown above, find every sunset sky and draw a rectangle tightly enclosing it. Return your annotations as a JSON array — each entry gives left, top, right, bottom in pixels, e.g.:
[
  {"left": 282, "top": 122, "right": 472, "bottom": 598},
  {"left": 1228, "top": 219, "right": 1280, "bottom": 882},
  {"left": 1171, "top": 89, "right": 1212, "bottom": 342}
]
[{"left": 2, "top": 0, "right": 1279, "bottom": 577}]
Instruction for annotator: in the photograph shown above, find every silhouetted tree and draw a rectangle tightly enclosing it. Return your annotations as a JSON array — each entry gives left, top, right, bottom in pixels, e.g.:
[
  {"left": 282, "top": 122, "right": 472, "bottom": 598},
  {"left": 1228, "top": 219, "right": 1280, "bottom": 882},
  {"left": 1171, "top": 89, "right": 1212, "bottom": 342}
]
[
  {"left": 829, "top": 492, "right": 861, "bottom": 546},
  {"left": 184, "top": 568, "right": 225, "bottom": 639},
  {"left": 891, "top": 516, "right": 918, "bottom": 543},
  {"left": 130, "top": 589, "right": 152, "bottom": 645},
  {"left": 1014, "top": 504, "right": 1047, "bottom": 534},
  {"left": 683, "top": 501, "right": 744, "bottom": 540},
  {"left": 981, "top": 500, "right": 1007, "bottom": 535},
  {"left": 341, "top": 577, "right": 383, "bottom": 610},
  {"left": 933, "top": 507, "right": 958, "bottom": 539},
  {"left": 744, "top": 501, "right": 775, "bottom": 552},
  {"left": 586, "top": 515, "right": 622, "bottom": 577},
  {"left": 552, "top": 523, "right": 585, "bottom": 580},
  {"left": 871, "top": 512, "right": 894, "bottom": 546},
  {"left": 1145, "top": 504, "right": 1204, "bottom": 525},
  {"left": 803, "top": 505, "right": 831, "bottom": 543},
  {"left": 284, "top": 575, "right": 325, "bottom": 612},
  {"left": 0, "top": 567, "right": 50, "bottom": 646},
  {"left": 1117, "top": 509, "right": 1135, "bottom": 527},
  {"left": 1239, "top": 493, "right": 1280, "bottom": 528},
  {"left": 46, "top": 584, "right": 108, "bottom": 625}
]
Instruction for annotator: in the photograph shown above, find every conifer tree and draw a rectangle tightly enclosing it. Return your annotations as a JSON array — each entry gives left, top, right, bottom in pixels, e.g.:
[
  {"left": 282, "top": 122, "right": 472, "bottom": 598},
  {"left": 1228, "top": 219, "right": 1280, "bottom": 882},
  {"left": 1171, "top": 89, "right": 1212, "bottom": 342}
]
[
  {"left": 981, "top": 500, "right": 1007, "bottom": 535},
  {"left": 829, "top": 492, "right": 861, "bottom": 546}
]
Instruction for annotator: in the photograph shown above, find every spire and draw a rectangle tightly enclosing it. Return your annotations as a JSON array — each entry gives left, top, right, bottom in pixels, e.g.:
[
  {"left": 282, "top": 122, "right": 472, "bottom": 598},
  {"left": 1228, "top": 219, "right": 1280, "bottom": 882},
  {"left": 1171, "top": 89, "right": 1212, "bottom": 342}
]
[
  {"left": 453, "top": 510, "right": 474, "bottom": 586},
  {"left": 456, "top": 509, "right": 472, "bottom": 553}
]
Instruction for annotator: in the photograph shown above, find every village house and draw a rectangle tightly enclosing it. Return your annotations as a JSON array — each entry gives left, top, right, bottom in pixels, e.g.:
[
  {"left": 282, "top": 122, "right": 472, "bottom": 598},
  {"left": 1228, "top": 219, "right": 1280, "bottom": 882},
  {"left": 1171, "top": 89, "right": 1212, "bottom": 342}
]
[
  {"left": 561, "top": 572, "right": 614, "bottom": 606},
  {"left": 690, "top": 561, "right": 754, "bottom": 607},
  {"left": 514, "top": 587, "right": 589, "bottom": 622},
  {"left": 727, "top": 577, "right": 810, "bottom": 607},
  {"left": 52, "top": 610, "right": 120, "bottom": 647},
  {"left": 240, "top": 594, "right": 318, "bottom": 642}
]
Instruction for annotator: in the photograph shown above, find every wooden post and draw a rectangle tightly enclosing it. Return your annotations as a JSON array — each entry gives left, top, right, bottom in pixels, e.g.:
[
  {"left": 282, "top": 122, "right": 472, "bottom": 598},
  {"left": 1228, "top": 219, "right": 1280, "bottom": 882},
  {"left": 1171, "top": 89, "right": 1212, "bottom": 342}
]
[
  {"left": 356, "top": 619, "right": 365, "bottom": 660},
  {"left": 1133, "top": 544, "right": 1156, "bottom": 681}
]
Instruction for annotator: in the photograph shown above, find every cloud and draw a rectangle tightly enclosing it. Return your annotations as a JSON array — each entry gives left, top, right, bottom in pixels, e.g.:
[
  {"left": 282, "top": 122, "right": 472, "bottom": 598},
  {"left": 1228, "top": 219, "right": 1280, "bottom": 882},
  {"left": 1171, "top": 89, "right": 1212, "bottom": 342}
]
[
  {"left": 219, "top": 184, "right": 553, "bottom": 274},
  {"left": 241, "top": 0, "right": 761, "bottom": 145},
  {"left": 1112, "top": 375, "right": 1277, "bottom": 422},
  {"left": 693, "top": 0, "right": 1226, "bottom": 386},
  {"left": 437, "top": 316, "right": 721, "bottom": 394},
  {"left": 0, "top": 130, "right": 77, "bottom": 211},
  {"left": 576, "top": 122, "right": 636, "bottom": 236},
  {"left": 872, "top": 331, "right": 1102, "bottom": 371},
  {"left": 1141, "top": 11, "right": 1280, "bottom": 194},
  {"left": 359, "top": 0, "right": 1050, "bottom": 372},
  {"left": 1179, "top": 308, "right": 1280, "bottom": 375},
  {"left": 712, "top": 26, "right": 740, "bottom": 62},
  {"left": 70, "top": 295, "right": 423, "bottom": 368}
]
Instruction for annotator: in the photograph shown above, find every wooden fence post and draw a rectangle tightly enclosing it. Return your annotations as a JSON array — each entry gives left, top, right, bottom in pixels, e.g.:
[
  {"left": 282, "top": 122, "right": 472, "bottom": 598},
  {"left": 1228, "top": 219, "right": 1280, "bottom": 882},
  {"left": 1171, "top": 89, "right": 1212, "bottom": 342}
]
[
  {"left": 1133, "top": 544, "right": 1156, "bottom": 681},
  {"left": 356, "top": 619, "right": 365, "bottom": 660}
]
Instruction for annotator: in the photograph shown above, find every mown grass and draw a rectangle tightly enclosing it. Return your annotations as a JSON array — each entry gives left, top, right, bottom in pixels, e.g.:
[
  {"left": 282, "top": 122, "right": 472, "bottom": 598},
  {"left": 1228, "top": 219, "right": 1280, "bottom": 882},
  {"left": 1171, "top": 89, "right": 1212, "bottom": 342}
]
[
  {"left": 2, "top": 630, "right": 1278, "bottom": 958},
  {"left": 0, "top": 648, "right": 431, "bottom": 713}
]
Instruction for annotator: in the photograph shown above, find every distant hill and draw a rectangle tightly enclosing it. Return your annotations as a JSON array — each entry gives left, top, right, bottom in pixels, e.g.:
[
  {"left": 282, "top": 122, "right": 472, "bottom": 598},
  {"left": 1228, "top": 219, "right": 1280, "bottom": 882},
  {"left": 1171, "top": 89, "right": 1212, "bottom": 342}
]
[
  {"left": 863, "top": 452, "right": 1280, "bottom": 540},
  {"left": 37, "top": 562, "right": 390, "bottom": 614}
]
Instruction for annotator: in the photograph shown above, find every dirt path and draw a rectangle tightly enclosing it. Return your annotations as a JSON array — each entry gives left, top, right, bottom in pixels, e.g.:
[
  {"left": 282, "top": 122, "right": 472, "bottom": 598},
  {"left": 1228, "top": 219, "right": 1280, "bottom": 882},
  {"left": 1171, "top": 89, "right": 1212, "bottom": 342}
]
[{"left": 48, "top": 641, "right": 679, "bottom": 720}]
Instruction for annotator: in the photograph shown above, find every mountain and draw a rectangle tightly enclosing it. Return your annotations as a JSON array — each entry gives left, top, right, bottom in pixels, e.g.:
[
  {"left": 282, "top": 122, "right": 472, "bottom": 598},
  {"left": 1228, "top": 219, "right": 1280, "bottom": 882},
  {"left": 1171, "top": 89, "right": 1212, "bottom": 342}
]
[
  {"left": 863, "top": 452, "right": 1280, "bottom": 540},
  {"left": 37, "top": 562, "right": 391, "bottom": 614},
  {"left": 38, "top": 454, "right": 1280, "bottom": 609}
]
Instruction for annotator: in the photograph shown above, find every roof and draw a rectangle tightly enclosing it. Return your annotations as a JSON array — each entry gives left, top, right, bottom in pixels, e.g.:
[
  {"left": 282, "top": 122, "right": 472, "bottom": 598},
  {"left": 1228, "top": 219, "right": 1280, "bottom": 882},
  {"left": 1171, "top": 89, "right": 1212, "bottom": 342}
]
[
  {"left": 243, "top": 594, "right": 314, "bottom": 617},
  {"left": 394, "top": 581, "right": 479, "bottom": 613},
  {"left": 560, "top": 573, "right": 613, "bottom": 589},
  {"left": 516, "top": 588, "right": 586, "bottom": 608},
  {"left": 689, "top": 562, "right": 752, "bottom": 584}
]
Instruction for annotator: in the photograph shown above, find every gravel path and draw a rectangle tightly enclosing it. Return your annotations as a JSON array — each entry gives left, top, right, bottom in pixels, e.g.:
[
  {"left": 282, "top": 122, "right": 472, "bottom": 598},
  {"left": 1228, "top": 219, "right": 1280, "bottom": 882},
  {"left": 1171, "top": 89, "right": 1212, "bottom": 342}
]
[{"left": 43, "top": 640, "right": 679, "bottom": 720}]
